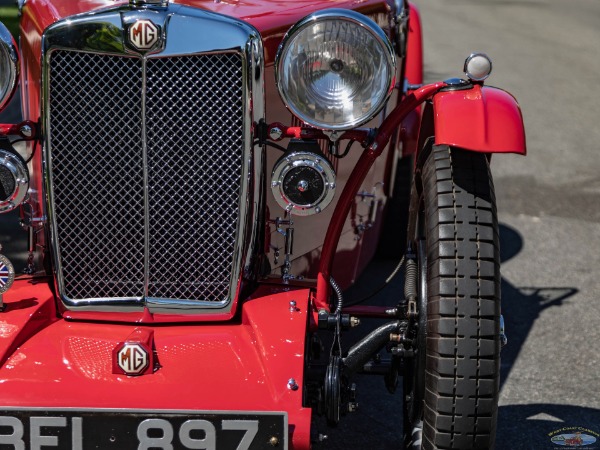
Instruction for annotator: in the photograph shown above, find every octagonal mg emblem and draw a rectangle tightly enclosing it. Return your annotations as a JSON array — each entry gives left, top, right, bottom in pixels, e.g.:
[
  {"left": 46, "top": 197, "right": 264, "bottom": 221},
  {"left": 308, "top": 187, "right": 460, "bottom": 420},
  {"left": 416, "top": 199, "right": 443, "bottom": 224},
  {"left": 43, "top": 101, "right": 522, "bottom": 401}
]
[
  {"left": 117, "top": 343, "right": 149, "bottom": 375},
  {"left": 129, "top": 19, "right": 159, "bottom": 50}
]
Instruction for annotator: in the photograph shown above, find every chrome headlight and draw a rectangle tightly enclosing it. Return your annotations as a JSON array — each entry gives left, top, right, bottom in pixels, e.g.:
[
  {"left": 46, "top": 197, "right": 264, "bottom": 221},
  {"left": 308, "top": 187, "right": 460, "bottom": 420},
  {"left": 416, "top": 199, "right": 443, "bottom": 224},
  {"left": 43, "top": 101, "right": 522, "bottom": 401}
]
[
  {"left": 276, "top": 9, "right": 396, "bottom": 131},
  {"left": 0, "top": 22, "right": 19, "bottom": 112}
]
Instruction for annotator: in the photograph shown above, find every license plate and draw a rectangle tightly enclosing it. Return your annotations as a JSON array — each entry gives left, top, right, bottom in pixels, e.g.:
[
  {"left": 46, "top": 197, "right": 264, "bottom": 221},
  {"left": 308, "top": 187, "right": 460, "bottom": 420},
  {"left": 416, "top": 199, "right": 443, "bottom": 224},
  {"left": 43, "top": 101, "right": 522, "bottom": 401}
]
[{"left": 0, "top": 409, "right": 287, "bottom": 449}]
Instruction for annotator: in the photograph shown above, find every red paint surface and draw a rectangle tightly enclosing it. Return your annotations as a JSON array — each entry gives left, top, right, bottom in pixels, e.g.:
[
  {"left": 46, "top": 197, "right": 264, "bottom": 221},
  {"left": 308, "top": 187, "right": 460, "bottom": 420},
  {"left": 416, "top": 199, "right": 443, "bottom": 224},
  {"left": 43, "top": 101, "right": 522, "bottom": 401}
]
[
  {"left": 405, "top": 3, "right": 423, "bottom": 85},
  {"left": 433, "top": 85, "right": 527, "bottom": 155},
  {"left": 0, "top": 280, "right": 312, "bottom": 448}
]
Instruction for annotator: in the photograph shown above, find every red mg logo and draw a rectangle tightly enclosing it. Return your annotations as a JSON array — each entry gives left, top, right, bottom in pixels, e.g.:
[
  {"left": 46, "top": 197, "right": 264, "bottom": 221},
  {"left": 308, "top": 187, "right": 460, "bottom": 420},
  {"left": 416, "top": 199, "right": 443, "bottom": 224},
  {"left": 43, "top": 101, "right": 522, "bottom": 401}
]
[
  {"left": 117, "top": 343, "right": 149, "bottom": 375},
  {"left": 129, "top": 19, "right": 159, "bottom": 50}
]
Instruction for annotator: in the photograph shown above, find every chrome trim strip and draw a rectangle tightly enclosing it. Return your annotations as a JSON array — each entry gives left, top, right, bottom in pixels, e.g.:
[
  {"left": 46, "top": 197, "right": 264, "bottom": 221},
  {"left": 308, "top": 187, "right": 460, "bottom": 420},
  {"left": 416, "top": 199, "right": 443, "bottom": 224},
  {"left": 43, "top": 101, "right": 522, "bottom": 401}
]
[
  {"left": 42, "top": 5, "right": 265, "bottom": 315},
  {"left": 141, "top": 56, "right": 150, "bottom": 298}
]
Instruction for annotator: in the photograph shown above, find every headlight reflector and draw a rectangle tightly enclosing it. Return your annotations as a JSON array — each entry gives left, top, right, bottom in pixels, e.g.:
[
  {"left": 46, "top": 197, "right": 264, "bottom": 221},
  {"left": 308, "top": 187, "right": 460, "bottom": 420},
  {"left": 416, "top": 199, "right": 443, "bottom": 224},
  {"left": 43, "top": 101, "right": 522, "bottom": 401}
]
[
  {"left": 0, "top": 22, "right": 19, "bottom": 112},
  {"left": 276, "top": 9, "right": 396, "bottom": 130}
]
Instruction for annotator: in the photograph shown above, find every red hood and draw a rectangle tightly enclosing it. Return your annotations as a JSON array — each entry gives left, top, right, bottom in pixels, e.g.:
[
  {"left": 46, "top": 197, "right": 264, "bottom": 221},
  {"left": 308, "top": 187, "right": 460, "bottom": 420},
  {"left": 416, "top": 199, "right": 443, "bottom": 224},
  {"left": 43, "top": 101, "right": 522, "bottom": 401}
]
[
  {"left": 23, "top": 0, "right": 391, "bottom": 64},
  {"left": 0, "top": 279, "right": 313, "bottom": 448}
]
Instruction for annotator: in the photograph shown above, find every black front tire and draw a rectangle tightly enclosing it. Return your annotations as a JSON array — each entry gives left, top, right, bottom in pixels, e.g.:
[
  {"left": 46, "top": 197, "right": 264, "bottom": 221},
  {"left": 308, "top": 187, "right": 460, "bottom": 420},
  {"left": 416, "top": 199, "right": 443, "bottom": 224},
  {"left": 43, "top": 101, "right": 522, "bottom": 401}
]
[{"left": 404, "top": 144, "right": 501, "bottom": 449}]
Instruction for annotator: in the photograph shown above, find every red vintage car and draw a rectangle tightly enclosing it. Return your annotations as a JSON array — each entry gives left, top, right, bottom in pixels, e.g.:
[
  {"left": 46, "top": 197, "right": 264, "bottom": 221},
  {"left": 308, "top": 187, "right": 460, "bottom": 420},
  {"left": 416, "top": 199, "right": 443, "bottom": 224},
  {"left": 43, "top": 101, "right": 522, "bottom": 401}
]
[{"left": 0, "top": 0, "right": 525, "bottom": 448}]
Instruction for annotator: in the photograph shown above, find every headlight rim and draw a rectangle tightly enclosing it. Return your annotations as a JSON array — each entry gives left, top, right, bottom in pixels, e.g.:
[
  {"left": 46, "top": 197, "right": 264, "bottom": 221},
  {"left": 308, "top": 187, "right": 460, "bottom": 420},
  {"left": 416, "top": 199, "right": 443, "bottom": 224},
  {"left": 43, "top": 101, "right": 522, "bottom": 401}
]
[
  {"left": 275, "top": 8, "right": 396, "bottom": 131},
  {"left": 0, "top": 22, "right": 19, "bottom": 113}
]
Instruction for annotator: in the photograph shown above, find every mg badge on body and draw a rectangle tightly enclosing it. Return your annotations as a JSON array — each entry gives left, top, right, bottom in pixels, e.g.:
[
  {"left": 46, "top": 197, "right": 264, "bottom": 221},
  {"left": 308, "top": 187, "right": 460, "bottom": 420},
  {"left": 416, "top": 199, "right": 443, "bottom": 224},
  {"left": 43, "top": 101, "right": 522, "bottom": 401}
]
[
  {"left": 0, "top": 244, "right": 15, "bottom": 311},
  {"left": 112, "top": 328, "right": 155, "bottom": 376},
  {"left": 117, "top": 343, "right": 149, "bottom": 375},
  {"left": 129, "top": 19, "right": 159, "bottom": 50}
]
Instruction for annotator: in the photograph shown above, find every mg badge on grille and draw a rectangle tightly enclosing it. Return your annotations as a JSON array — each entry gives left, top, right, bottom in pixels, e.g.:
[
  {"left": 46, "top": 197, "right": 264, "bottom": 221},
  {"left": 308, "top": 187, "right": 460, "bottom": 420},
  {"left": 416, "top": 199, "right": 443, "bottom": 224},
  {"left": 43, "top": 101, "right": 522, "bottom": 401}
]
[{"left": 129, "top": 19, "right": 159, "bottom": 50}]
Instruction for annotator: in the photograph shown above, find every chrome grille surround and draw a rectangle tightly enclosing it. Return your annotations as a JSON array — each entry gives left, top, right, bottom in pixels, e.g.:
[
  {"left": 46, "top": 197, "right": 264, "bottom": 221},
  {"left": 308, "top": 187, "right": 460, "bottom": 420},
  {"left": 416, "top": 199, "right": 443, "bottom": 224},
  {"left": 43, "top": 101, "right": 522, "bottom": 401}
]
[{"left": 42, "top": 5, "right": 265, "bottom": 315}]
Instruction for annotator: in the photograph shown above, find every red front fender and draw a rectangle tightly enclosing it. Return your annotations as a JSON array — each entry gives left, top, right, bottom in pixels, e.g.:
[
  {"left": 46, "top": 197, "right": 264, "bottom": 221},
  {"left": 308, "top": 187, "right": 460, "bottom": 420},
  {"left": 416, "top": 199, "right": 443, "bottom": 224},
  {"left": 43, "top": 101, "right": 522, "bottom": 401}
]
[{"left": 432, "top": 84, "right": 526, "bottom": 155}]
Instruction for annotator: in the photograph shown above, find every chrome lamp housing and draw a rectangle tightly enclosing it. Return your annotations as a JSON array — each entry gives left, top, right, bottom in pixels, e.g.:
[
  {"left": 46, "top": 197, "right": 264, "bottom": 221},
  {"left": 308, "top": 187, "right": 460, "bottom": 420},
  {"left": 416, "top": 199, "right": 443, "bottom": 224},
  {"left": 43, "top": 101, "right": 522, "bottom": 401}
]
[{"left": 276, "top": 9, "right": 396, "bottom": 131}]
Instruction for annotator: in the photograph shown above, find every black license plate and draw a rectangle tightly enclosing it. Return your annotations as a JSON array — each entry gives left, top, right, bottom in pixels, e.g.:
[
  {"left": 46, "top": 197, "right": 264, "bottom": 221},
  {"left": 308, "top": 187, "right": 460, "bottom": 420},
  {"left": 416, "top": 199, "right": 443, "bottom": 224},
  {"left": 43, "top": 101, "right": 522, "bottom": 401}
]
[{"left": 0, "top": 409, "right": 287, "bottom": 449}]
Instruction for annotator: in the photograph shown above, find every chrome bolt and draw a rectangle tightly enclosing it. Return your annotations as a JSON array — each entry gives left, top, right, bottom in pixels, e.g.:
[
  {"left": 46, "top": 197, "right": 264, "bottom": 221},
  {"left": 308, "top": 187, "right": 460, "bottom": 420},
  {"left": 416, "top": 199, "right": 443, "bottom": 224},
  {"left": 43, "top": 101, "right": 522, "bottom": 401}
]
[
  {"left": 287, "top": 378, "right": 299, "bottom": 391},
  {"left": 20, "top": 124, "right": 33, "bottom": 138},
  {"left": 269, "top": 126, "right": 283, "bottom": 140},
  {"left": 348, "top": 402, "right": 359, "bottom": 412},
  {"left": 314, "top": 206, "right": 321, "bottom": 214},
  {"left": 289, "top": 300, "right": 298, "bottom": 312},
  {"left": 269, "top": 436, "right": 279, "bottom": 446},
  {"left": 350, "top": 317, "right": 360, "bottom": 327},
  {"left": 318, "top": 434, "right": 328, "bottom": 442},
  {"left": 271, "top": 181, "right": 280, "bottom": 188}
]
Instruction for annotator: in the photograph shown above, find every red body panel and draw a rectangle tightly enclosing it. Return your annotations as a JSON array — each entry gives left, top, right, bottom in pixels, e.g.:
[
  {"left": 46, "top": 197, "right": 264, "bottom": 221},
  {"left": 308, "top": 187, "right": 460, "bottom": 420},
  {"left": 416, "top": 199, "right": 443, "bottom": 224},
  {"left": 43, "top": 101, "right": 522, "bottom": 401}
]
[
  {"left": 405, "top": 3, "right": 423, "bottom": 86},
  {"left": 433, "top": 85, "right": 527, "bottom": 155},
  {"left": 0, "top": 280, "right": 312, "bottom": 448}
]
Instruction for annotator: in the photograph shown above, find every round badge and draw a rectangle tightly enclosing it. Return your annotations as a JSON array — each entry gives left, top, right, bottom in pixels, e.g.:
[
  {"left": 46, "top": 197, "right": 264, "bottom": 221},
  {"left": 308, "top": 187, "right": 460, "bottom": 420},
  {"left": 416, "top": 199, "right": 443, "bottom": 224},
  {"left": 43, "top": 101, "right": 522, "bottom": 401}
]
[{"left": 0, "top": 254, "right": 15, "bottom": 294}]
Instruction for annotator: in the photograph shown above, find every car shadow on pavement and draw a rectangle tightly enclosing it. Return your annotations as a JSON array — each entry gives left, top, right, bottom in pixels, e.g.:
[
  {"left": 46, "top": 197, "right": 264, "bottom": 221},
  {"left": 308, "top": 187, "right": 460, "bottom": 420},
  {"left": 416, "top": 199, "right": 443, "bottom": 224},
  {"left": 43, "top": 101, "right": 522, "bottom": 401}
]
[
  {"left": 496, "top": 224, "right": 595, "bottom": 450},
  {"left": 498, "top": 224, "right": 578, "bottom": 392}
]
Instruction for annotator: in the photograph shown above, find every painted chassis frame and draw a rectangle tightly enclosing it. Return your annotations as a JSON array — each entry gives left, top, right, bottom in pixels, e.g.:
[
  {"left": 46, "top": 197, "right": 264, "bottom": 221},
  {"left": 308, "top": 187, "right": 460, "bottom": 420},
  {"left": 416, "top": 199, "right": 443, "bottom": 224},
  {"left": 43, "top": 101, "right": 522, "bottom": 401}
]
[{"left": 0, "top": 0, "right": 525, "bottom": 448}]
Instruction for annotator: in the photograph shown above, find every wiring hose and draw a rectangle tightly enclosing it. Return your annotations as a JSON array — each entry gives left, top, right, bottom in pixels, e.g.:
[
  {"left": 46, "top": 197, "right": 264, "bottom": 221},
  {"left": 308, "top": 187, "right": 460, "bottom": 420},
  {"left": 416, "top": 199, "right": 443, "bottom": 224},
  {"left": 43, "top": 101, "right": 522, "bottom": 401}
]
[
  {"left": 329, "top": 275, "right": 344, "bottom": 315},
  {"left": 344, "top": 255, "right": 405, "bottom": 307}
]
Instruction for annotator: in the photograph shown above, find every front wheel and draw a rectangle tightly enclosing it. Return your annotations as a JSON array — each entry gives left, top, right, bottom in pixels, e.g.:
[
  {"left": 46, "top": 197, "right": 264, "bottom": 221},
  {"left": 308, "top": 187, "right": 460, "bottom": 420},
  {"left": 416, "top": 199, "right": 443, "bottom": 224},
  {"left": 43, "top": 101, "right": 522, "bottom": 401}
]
[{"left": 404, "top": 144, "right": 501, "bottom": 449}]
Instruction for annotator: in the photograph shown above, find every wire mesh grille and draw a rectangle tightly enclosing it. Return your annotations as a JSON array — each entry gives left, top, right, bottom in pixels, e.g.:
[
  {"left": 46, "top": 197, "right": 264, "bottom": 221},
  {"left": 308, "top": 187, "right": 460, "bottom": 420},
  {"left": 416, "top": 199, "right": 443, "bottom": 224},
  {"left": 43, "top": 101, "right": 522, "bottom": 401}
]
[
  {"left": 48, "top": 50, "right": 244, "bottom": 304},
  {"left": 145, "top": 55, "right": 243, "bottom": 301},
  {"left": 49, "top": 52, "right": 145, "bottom": 300}
]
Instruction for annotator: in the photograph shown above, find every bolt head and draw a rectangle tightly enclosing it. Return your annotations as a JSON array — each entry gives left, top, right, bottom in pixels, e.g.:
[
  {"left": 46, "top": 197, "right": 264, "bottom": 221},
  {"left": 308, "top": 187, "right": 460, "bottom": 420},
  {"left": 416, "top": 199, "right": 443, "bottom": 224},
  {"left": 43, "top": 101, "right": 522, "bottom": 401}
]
[
  {"left": 20, "top": 124, "right": 33, "bottom": 138},
  {"left": 269, "top": 126, "right": 283, "bottom": 140}
]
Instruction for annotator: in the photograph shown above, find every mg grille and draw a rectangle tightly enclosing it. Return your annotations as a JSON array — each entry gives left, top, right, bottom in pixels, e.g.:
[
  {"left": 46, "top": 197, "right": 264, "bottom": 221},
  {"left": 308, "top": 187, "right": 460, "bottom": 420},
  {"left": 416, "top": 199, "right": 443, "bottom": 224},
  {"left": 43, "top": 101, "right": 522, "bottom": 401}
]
[{"left": 48, "top": 50, "right": 244, "bottom": 304}]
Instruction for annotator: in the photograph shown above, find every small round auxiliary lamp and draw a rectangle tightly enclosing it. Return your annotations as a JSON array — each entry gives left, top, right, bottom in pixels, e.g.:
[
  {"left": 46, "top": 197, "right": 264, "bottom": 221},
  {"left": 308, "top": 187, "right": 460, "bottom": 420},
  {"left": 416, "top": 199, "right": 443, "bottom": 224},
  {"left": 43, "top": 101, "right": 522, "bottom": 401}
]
[
  {"left": 464, "top": 52, "right": 492, "bottom": 82},
  {"left": 271, "top": 150, "right": 336, "bottom": 216},
  {"left": 0, "top": 148, "right": 29, "bottom": 213}
]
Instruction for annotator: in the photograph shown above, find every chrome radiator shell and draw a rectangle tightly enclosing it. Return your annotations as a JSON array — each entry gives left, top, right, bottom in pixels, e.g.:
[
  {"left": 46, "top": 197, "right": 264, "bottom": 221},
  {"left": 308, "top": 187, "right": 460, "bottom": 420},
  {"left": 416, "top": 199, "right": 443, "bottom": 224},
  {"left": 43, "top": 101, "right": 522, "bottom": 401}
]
[{"left": 41, "top": 5, "right": 265, "bottom": 315}]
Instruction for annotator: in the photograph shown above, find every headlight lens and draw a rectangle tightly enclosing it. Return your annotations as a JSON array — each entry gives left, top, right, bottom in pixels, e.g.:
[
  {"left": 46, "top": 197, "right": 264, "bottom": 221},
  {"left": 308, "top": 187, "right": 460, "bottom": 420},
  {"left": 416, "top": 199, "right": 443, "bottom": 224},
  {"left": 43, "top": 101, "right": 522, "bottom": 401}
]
[
  {"left": 276, "top": 9, "right": 396, "bottom": 131},
  {"left": 0, "top": 22, "right": 18, "bottom": 112}
]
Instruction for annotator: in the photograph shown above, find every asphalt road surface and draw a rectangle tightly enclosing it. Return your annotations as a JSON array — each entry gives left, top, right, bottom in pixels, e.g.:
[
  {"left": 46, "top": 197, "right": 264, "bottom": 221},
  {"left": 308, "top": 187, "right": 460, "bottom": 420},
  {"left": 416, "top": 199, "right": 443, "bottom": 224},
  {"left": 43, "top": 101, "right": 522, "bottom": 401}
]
[{"left": 1, "top": 1, "right": 599, "bottom": 449}]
